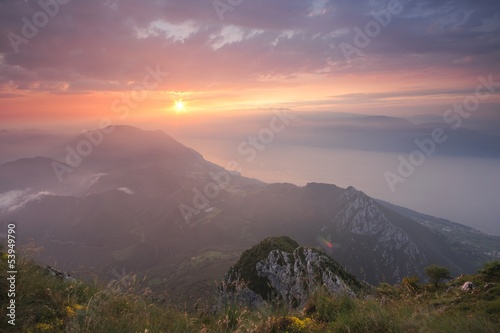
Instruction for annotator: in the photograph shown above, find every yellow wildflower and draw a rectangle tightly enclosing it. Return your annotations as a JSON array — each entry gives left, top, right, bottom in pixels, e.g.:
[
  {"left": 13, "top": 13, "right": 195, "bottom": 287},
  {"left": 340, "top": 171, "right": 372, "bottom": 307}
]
[
  {"left": 66, "top": 305, "right": 77, "bottom": 318},
  {"left": 290, "top": 316, "right": 313, "bottom": 332},
  {"left": 73, "top": 304, "right": 86, "bottom": 311},
  {"left": 35, "top": 323, "right": 54, "bottom": 331}
]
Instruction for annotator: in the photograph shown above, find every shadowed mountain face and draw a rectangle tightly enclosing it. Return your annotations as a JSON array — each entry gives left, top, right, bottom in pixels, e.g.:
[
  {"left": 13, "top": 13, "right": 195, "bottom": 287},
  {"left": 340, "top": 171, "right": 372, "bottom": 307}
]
[{"left": 1, "top": 125, "right": 498, "bottom": 301}]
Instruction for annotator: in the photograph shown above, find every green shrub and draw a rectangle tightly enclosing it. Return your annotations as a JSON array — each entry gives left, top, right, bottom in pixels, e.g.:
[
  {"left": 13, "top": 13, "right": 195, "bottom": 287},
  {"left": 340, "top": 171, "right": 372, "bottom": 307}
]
[
  {"left": 425, "top": 265, "right": 452, "bottom": 288},
  {"left": 480, "top": 260, "right": 500, "bottom": 282}
]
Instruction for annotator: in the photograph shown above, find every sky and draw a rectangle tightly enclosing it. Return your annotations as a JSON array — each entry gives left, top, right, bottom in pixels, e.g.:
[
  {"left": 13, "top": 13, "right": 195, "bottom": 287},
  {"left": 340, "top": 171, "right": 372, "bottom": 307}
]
[
  {"left": 1, "top": 0, "right": 500, "bottom": 129},
  {"left": 1, "top": 0, "right": 500, "bottom": 235}
]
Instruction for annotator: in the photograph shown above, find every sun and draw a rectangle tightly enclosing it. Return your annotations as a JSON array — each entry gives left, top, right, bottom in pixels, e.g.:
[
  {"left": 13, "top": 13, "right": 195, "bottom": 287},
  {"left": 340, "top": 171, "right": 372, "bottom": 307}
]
[{"left": 175, "top": 100, "right": 186, "bottom": 113}]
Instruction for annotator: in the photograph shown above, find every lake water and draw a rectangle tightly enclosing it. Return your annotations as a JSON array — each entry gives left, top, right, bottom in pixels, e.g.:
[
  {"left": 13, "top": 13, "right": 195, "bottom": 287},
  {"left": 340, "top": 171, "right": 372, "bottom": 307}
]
[{"left": 180, "top": 138, "right": 500, "bottom": 236}]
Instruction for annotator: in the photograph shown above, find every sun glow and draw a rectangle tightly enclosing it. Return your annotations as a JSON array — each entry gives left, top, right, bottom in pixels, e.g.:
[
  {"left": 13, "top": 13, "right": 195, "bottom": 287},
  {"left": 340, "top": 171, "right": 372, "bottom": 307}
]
[{"left": 175, "top": 100, "right": 186, "bottom": 113}]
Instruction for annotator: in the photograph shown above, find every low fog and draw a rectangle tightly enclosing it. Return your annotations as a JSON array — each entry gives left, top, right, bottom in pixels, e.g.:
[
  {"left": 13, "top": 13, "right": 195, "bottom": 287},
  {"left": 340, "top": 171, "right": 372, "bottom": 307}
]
[{"left": 2, "top": 112, "right": 499, "bottom": 235}]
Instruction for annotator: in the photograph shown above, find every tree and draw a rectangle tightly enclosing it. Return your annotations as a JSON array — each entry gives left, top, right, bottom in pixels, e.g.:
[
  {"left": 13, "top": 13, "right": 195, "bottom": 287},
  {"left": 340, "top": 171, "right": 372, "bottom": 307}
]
[
  {"left": 425, "top": 265, "right": 451, "bottom": 288},
  {"left": 480, "top": 260, "right": 500, "bottom": 282}
]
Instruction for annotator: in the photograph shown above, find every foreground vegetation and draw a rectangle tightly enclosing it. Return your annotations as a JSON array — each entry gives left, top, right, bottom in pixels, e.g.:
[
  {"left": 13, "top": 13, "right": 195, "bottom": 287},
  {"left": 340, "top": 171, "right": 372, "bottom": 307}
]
[{"left": 0, "top": 251, "right": 499, "bottom": 332}]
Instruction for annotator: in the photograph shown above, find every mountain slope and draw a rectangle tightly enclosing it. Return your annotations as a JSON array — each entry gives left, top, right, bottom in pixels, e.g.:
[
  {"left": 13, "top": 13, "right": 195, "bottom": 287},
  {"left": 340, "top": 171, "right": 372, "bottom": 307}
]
[
  {"left": 1, "top": 125, "right": 498, "bottom": 301},
  {"left": 2, "top": 254, "right": 499, "bottom": 333},
  {"left": 378, "top": 199, "right": 500, "bottom": 261}
]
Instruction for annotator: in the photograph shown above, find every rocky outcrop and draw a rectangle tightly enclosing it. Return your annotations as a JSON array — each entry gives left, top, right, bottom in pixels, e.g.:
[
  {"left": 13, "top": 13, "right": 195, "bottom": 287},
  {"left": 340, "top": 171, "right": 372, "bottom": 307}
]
[
  {"left": 218, "top": 237, "right": 363, "bottom": 308},
  {"left": 43, "top": 266, "right": 76, "bottom": 282},
  {"left": 461, "top": 281, "right": 475, "bottom": 291},
  {"left": 331, "top": 187, "right": 427, "bottom": 282}
]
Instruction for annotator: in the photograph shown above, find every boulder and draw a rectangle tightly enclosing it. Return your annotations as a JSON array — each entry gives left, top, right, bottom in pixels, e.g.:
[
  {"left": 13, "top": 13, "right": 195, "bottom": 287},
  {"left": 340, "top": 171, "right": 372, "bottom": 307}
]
[{"left": 460, "top": 281, "right": 474, "bottom": 291}]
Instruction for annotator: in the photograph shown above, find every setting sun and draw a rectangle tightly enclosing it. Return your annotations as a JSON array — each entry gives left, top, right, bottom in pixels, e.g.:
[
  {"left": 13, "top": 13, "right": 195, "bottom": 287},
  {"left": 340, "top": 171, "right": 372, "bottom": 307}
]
[
  {"left": 1, "top": 1, "right": 500, "bottom": 330},
  {"left": 175, "top": 100, "right": 186, "bottom": 113}
]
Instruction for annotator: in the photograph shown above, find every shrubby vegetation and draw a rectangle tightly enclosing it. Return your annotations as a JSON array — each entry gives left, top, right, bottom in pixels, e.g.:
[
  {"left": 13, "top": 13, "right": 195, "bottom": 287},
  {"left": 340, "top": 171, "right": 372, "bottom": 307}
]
[
  {"left": 480, "top": 260, "right": 500, "bottom": 282},
  {"left": 1, "top": 246, "right": 499, "bottom": 332},
  {"left": 424, "top": 264, "right": 452, "bottom": 288}
]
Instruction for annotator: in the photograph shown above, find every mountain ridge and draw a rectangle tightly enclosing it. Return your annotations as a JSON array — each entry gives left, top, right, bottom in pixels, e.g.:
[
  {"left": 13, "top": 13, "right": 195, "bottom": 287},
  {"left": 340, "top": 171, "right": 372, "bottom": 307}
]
[{"left": 1, "top": 125, "right": 498, "bottom": 302}]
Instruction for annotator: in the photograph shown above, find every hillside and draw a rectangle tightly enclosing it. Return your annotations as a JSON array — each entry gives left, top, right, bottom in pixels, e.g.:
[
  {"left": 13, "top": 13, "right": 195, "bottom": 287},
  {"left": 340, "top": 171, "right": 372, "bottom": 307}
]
[
  {"left": 0, "top": 126, "right": 499, "bottom": 302},
  {"left": 1, "top": 244, "right": 499, "bottom": 333}
]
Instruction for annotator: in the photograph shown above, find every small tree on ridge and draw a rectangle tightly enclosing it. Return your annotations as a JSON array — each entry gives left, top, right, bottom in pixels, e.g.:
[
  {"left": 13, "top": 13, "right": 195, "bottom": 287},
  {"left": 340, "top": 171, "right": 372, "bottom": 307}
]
[{"left": 425, "top": 265, "right": 451, "bottom": 288}]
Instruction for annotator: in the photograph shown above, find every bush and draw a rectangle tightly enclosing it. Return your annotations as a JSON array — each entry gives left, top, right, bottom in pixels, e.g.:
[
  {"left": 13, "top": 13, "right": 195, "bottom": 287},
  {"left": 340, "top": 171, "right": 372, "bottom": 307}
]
[
  {"left": 425, "top": 265, "right": 451, "bottom": 288},
  {"left": 401, "top": 276, "right": 420, "bottom": 294},
  {"left": 480, "top": 260, "right": 500, "bottom": 282}
]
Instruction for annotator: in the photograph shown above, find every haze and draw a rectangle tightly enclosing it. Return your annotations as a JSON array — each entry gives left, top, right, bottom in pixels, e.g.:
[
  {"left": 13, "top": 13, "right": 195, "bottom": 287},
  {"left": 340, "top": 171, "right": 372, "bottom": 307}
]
[{"left": 1, "top": 0, "right": 500, "bottom": 236}]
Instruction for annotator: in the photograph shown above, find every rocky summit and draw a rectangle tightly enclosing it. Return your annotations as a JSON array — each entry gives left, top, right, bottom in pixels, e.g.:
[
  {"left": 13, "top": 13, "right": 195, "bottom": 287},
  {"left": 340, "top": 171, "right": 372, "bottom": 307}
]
[{"left": 218, "top": 236, "right": 364, "bottom": 308}]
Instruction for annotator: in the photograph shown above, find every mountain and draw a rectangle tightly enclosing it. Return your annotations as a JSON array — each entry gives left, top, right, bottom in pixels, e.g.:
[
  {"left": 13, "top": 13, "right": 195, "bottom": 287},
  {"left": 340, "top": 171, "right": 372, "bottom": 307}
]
[
  {"left": 0, "top": 157, "right": 65, "bottom": 193},
  {"left": 218, "top": 236, "right": 364, "bottom": 308},
  {"left": 0, "top": 129, "right": 69, "bottom": 165},
  {"left": 377, "top": 200, "right": 500, "bottom": 261},
  {"left": 285, "top": 115, "right": 500, "bottom": 157},
  {"left": 209, "top": 182, "right": 498, "bottom": 284},
  {"left": 167, "top": 112, "right": 500, "bottom": 158},
  {"left": 1, "top": 125, "right": 499, "bottom": 302}
]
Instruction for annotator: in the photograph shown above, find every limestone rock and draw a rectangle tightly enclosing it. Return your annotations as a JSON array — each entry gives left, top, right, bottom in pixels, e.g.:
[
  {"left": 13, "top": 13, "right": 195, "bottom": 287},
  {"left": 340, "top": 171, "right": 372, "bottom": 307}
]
[{"left": 218, "top": 237, "right": 363, "bottom": 308}]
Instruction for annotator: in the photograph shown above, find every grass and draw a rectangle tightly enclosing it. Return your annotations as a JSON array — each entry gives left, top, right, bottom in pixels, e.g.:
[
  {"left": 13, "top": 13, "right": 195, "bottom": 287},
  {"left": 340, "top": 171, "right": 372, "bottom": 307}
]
[{"left": 1, "top": 251, "right": 499, "bottom": 332}]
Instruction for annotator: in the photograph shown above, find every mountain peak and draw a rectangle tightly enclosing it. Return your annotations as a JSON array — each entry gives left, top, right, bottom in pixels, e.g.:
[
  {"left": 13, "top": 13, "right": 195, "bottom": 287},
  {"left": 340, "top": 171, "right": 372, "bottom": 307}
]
[
  {"left": 218, "top": 236, "right": 363, "bottom": 308},
  {"left": 345, "top": 185, "right": 358, "bottom": 193},
  {"left": 82, "top": 125, "right": 176, "bottom": 143},
  {"left": 66, "top": 124, "right": 203, "bottom": 168},
  {"left": 339, "top": 186, "right": 366, "bottom": 203},
  {"left": 100, "top": 124, "right": 164, "bottom": 134}
]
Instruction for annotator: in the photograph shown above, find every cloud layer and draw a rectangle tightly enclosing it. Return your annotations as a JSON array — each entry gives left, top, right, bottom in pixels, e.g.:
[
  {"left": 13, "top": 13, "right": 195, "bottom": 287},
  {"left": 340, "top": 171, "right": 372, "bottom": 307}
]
[
  {"left": 0, "top": 189, "right": 50, "bottom": 212},
  {"left": 0, "top": 0, "right": 499, "bottom": 120}
]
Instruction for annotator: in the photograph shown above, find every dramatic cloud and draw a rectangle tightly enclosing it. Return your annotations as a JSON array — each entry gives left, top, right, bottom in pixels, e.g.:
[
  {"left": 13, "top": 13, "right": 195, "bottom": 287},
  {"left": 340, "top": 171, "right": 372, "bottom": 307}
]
[{"left": 0, "top": 0, "right": 499, "bottom": 123}]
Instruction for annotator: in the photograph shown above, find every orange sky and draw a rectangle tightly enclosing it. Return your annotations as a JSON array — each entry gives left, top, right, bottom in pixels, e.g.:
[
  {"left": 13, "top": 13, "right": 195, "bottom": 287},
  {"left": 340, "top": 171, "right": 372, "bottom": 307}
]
[
  {"left": 1, "top": 0, "right": 499, "bottom": 130},
  {"left": 2, "top": 68, "right": 498, "bottom": 131}
]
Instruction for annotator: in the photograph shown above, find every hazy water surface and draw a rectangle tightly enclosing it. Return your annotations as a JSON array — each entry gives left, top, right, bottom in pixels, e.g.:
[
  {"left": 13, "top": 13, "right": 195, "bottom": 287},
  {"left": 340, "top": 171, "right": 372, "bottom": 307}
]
[{"left": 180, "top": 138, "right": 500, "bottom": 236}]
